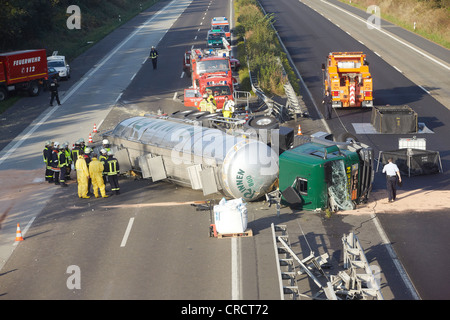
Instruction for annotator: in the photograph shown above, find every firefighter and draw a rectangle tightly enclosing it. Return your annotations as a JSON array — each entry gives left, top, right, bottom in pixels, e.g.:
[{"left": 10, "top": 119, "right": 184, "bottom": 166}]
[
  {"left": 99, "top": 148, "right": 108, "bottom": 184},
  {"left": 75, "top": 150, "right": 90, "bottom": 199},
  {"left": 58, "top": 143, "right": 69, "bottom": 187},
  {"left": 222, "top": 96, "right": 235, "bottom": 118},
  {"left": 207, "top": 93, "right": 217, "bottom": 108},
  {"left": 322, "top": 90, "right": 332, "bottom": 120},
  {"left": 84, "top": 147, "right": 93, "bottom": 195},
  {"left": 43, "top": 140, "right": 54, "bottom": 183},
  {"left": 104, "top": 151, "right": 120, "bottom": 195},
  {"left": 149, "top": 46, "right": 158, "bottom": 70},
  {"left": 199, "top": 94, "right": 210, "bottom": 112},
  {"left": 49, "top": 78, "right": 61, "bottom": 106},
  {"left": 79, "top": 138, "right": 86, "bottom": 154},
  {"left": 88, "top": 153, "right": 108, "bottom": 198},
  {"left": 102, "top": 139, "right": 111, "bottom": 153},
  {"left": 51, "top": 142, "right": 61, "bottom": 185},
  {"left": 63, "top": 141, "right": 72, "bottom": 180},
  {"left": 71, "top": 140, "right": 82, "bottom": 170}
]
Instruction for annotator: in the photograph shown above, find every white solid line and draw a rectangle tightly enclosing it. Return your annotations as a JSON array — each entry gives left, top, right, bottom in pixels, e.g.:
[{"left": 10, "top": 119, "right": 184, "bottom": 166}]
[
  {"left": 115, "top": 92, "right": 123, "bottom": 103},
  {"left": 130, "top": 73, "right": 137, "bottom": 81},
  {"left": 320, "top": 0, "right": 450, "bottom": 71},
  {"left": 120, "top": 217, "right": 135, "bottom": 247},
  {"left": 418, "top": 85, "right": 430, "bottom": 94},
  {"left": 0, "top": 0, "right": 180, "bottom": 167},
  {"left": 231, "top": 237, "right": 241, "bottom": 300},
  {"left": 393, "top": 66, "right": 403, "bottom": 73},
  {"left": 370, "top": 213, "right": 420, "bottom": 299}
]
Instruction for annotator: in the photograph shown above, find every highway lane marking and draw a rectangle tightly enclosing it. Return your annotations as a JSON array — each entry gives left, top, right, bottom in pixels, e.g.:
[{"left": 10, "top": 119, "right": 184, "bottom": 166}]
[
  {"left": 120, "top": 217, "right": 135, "bottom": 247},
  {"left": 115, "top": 92, "right": 123, "bottom": 103},
  {"left": 418, "top": 85, "right": 431, "bottom": 94},
  {"left": 231, "top": 237, "right": 242, "bottom": 300},
  {"left": 393, "top": 66, "right": 403, "bottom": 74},
  {"left": 102, "top": 201, "right": 206, "bottom": 208},
  {"left": 319, "top": 0, "right": 450, "bottom": 71},
  {"left": 130, "top": 72, "right": 137, "bottom": 81},
  {"left": 0, "top": 0, "right": 184, "bottom": 167},
  {"left": 180, "top": 71, "right": 185, "bottom": 78}
]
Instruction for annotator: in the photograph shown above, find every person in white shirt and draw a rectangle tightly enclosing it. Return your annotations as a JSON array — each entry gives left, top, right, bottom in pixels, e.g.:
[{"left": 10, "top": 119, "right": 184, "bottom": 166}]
[{"left": 382, "top": 158, "right": 402, "bottom": 202}]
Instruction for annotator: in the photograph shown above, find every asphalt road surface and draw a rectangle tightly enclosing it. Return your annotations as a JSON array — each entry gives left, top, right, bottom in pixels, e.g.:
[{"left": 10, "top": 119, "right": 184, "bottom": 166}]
[
  {"left": 0, "top": 0, "right": 448, "bottom": 304},
  {"left": 258, "top": 0, "right": 450, "bottom": 300}
]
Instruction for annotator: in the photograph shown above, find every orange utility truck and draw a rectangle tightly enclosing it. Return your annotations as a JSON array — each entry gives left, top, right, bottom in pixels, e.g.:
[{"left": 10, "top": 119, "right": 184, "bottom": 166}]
[{"left": 323, "top": 52, "right": 373, "bottom": 108}]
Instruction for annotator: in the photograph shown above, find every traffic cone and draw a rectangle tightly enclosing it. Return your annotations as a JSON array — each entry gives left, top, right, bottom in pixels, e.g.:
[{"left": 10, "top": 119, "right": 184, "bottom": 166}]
[
  {"left": 93, "top": 124, "right": 97, "bottom": 133},
  {"left": 297, "top": 124, "right": 303, "bottom": 136},
  {"left": 88, "top": 133, "right": 93, "bottom": 143},
  {"left": 245, "top": 111, "right": 249, "bottom": 122},
  {"left": 15, "top": 223, "right": 23, "bottom": 242}
]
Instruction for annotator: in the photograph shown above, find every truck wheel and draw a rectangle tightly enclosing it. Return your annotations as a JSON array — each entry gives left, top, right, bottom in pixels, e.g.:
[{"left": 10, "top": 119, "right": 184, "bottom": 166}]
[
  {"left": 0, "top": 87, "right": 7, "bottom": 101},
  {"left": 28, "top": 81, "right": 40, "bottom": 97},
  {"left": 337, "top": 132, "right": 358, "bottom": 143},
  {"left": 245, "top": 115, "right": 279, "bottom": 130}
]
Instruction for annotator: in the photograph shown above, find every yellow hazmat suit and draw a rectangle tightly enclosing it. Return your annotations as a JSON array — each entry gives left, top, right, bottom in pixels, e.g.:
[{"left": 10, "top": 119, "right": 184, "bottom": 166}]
[
  {"left": 75, "top": 155, "right": 90, "bottom": 198},
  {"left": 89, "top": 157, "right": 108, "bottom": 198}
]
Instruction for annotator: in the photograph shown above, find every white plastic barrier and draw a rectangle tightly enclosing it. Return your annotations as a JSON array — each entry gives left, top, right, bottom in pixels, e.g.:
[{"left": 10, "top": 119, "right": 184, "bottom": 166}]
[{"left": 214, "top": 198, "right": 248, "bottom": 234}]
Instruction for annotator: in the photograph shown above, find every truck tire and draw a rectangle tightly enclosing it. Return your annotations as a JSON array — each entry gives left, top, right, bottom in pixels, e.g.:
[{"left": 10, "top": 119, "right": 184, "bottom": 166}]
[
  {"left": 337, "top": 132, "right": 358, "bottom": 143},
  {"left": 28, "top": 81, "right": 40, "bottom": 97},
  {"left": 0, "top": 87, "right": 7, "bottom": 101},
  {"left": 245, "top": 115, "right": 279, "bottom": 130}
]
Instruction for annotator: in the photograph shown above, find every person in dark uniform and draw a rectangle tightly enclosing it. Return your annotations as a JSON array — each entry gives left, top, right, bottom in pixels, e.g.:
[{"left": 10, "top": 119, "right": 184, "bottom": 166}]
[
  {"left": 58, "top": 144, "right": 69, "bottom": 187},
  {"left": 51, "top": 142, "right": 61, "bottom": 185},
  {"left": 43, "top": 140, "right": 54, "bottom": 183},
  {"left": 322, "top": 90, "right": 332, "bottom": 120},
  {"left": 149, "top": 46, "right": 158, "bottom": 70},
  {"left": 104, "top": 151, "right": 120, "bottom": 195},
  {"left": 49, "top": 78, "right": 61, "bottom": 106}
]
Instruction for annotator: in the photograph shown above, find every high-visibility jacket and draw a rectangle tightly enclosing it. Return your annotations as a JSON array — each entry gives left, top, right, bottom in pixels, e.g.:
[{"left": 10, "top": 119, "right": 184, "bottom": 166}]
[
  {"left": 51, "top": 150, "right": 60, "bottom": 170},
  {"left": 58, "top": 150, "right": 68, "bottom": 168},
  {"left": 207, "top": 94, "right": 217, "bottom": 107},
  {"left": 43, "top": 147, "right": 52, "bottom": 169},
  {"left": 104, "top": 156, "right": 120, "bottom": 175},
  {"left": 150, "top": 49, "right": 158, "bottom": 59}
]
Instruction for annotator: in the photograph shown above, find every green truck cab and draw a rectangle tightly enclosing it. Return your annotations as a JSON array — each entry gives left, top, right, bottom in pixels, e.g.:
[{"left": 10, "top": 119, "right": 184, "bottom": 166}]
[{"left": 278, "top": 132, "right": 374, "bottom": 211}]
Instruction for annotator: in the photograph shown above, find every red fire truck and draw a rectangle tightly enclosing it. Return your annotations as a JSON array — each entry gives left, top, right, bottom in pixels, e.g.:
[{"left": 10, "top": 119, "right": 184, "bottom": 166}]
[
  {"left": 183, "top": 48, "right": 237, "bottom": 109},
  {"left": 0, "top": 49, "right": 48, "bottom": 101}
]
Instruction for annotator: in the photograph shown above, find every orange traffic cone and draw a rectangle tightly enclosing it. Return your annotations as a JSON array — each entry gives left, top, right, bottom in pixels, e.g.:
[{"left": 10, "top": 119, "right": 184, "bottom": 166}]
[
  {"left": 93, "top": 124, "right": 97, "bottom": 133},
  {"left": 15, "top": 223, "right": 23, "bottom": 242},
  {"left": 88, "top": 133, "right": 93, "bottom": 143},
  {"left": 297, "top": 124, "right": 303, "bottom": 136}
]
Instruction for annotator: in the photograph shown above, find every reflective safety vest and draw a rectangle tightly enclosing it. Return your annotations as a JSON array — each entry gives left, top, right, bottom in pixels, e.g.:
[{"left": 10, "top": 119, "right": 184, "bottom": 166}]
[
  {"left": 150, "top": 50, "right": 158, "bottom": 59},
  {"left": 106, "top": 158, "right": 119, "bottom": 175},
  {"left": 58, "top": 150, "right": 68, "bottom": 167}
]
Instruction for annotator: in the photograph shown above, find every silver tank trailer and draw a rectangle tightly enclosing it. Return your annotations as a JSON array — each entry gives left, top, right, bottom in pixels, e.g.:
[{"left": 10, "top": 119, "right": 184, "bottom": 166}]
[{"left": 105, "top": 116, "right": 279, "bottom": 201}]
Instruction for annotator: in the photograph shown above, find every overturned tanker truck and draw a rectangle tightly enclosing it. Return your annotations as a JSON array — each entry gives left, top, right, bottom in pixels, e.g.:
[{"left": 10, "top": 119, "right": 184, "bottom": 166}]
[
  {"left": 102, "top": 115, "right": 279, "bottom": 202},
  {"left": 102, "top": 114, "right": 374, "bottom": 211}
]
